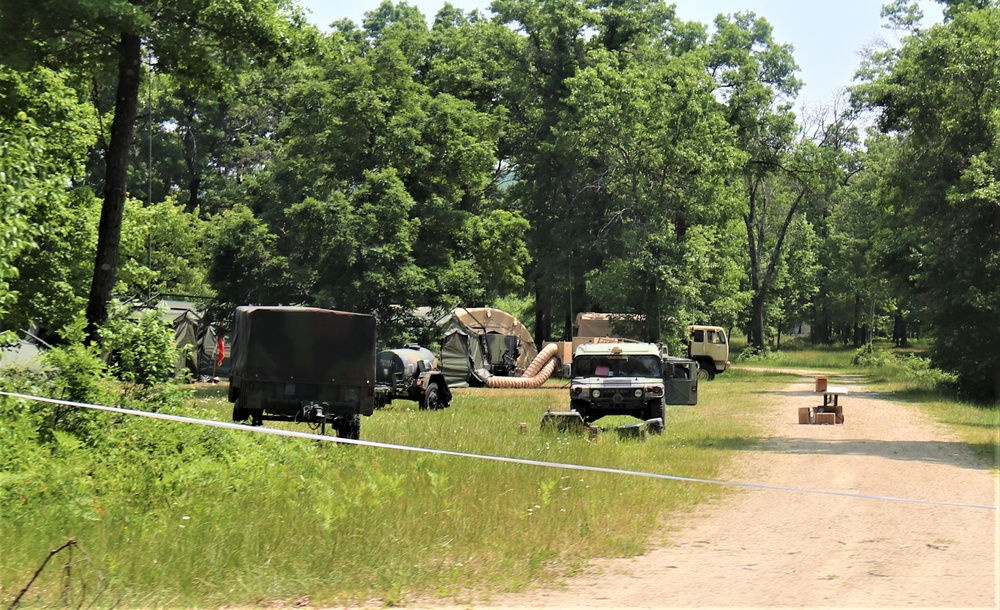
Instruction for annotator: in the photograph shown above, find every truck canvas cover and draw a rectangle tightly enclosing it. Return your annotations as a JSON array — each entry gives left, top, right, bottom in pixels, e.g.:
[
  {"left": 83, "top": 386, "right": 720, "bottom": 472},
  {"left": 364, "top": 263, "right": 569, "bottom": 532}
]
[{"left": 230, "top": 306, "right": 376, "bottom": 385}]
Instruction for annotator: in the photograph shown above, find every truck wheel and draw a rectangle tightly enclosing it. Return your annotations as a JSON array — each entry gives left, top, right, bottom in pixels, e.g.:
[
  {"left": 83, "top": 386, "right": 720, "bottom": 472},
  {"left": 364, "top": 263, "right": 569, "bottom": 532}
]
[
  {"left": 337, "top": 415, "right": 361, "bottom": 440},
  {"left": 646, "top": 402, "right": 666, "bottom": 434},
  {"left": 422, "top": 382, "right": 441, "bottom": 410},
  {"left": 569, "top": 399, "right": 590, "bottom": 424},
  {"left": 697, "top": 364, "right": 715, "bottom": 381},
  {"left": 232, "top": 405, "right": 246, "bottom": 422}
]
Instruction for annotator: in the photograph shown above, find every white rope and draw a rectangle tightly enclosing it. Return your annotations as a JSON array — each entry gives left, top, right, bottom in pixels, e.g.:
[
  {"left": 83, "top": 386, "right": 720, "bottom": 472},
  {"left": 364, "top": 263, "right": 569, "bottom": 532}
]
[{"left": 2, "top": 390, "right": 996, "bottom": 511}]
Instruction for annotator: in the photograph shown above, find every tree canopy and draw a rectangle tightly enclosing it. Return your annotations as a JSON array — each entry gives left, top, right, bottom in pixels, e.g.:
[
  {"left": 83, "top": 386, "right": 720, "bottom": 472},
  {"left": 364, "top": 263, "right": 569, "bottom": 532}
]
[{"left": 0, "top": 0, "right": 996, "bottom": 402}]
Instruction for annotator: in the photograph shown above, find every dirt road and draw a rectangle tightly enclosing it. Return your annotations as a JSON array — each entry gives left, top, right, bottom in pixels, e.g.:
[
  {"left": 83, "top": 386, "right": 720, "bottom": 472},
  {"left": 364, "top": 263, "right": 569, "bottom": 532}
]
[{"left": 415, "top": 374, "right": 999, "bottom": 609}]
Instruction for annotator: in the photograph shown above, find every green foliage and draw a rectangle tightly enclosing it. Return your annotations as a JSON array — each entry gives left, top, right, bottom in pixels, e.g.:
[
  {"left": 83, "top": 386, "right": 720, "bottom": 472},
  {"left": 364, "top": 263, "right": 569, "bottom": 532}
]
[
  {"left": 0, "top": 126, "right": 36, "bottom": 341},
  {"left": 0, "top": 66, "right": 98, "bottom": 339},
  {"left": 204, "top": 204, "right": 293, "bottom": 322},
  {"left": 853, "top": 346, "right": 959, "bottom": 391},
  {"left": 856, "top": 3, "right": 1000, "bottom": 401},
  {"left": 117, "top": 197, "right": 213, "bottom": 298},
  {"left": 99, "top": 301, "right": 181, "bottom": 386}
]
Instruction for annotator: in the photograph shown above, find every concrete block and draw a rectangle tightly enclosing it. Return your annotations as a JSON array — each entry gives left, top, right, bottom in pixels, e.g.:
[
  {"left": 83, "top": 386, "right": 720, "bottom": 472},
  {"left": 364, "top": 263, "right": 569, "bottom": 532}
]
[{"left": 540, "top": 411, "right": 587, "bottom": 433}]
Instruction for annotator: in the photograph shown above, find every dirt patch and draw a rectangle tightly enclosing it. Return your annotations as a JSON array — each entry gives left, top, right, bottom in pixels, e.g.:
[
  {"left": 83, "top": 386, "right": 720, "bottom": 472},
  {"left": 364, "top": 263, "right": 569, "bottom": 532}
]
[{"left": 402, "top": 374, "right": 999, "bottom": 609}]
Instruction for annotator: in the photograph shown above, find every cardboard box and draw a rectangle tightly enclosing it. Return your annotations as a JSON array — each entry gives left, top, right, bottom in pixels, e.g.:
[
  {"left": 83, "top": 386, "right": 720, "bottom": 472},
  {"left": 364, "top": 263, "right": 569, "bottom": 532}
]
[
  {"left": 544, "top": 341, "right": 574, "bottom": 375},
  {"left": 814, "top": 412, "right": 837, "bottom": 425}
]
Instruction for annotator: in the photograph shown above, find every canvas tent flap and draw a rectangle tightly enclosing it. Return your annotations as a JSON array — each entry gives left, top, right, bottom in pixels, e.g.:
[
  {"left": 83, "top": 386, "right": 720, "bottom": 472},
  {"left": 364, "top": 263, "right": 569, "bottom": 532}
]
[
  {"left": 440, "top": 328, "right": 475, "bottom": 387},
  {"left": 171, "top": 309, "right": 200, "bottom": 375},
  {"left": 149, "top": 299, "right": 231, "bottom": 379}
]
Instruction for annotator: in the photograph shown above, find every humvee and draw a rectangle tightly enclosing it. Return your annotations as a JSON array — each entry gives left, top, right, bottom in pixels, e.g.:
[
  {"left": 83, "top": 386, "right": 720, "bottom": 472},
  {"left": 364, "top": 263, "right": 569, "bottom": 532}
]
[
  {"left": 227, "top": 306, "right": 377, "bottom": 439},
  {"left": 569, "top": 342, "right": 667, "bottom": 425}
]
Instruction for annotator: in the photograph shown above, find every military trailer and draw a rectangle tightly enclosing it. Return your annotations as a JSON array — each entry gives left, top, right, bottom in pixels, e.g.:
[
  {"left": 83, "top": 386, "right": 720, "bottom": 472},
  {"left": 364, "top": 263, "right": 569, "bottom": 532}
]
[
  {"left": 569, "top": 342, "right": 667, "bottom": 425},
  {"left": 227, "top": 306, "right": 377, "bottom": 439},
  {"left": 375, "top": 345, "right": 452, "bottom": 410}
]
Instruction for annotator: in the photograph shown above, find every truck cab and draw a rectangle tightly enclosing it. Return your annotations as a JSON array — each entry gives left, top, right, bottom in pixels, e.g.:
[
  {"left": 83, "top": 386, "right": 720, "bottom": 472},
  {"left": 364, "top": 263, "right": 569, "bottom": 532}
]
[{"left": 686, "top": 325, "right": 730, "bottom": 380}]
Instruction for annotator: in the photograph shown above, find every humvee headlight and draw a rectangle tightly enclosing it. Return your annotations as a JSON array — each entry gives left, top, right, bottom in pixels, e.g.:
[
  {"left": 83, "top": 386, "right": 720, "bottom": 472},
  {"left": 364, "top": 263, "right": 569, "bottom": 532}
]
[
  {"left": 634, "top": 388, "right": 643, "bottom": 397},
  {"left": 592, "top": 389, "right": 601, "bottom": 398}
]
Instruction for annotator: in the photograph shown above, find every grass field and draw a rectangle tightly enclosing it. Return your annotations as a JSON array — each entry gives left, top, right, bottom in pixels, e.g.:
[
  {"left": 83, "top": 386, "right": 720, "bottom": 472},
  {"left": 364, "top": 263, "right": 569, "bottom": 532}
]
[{"left": 2, "top": 345, "right": 996, "bottom": 608}]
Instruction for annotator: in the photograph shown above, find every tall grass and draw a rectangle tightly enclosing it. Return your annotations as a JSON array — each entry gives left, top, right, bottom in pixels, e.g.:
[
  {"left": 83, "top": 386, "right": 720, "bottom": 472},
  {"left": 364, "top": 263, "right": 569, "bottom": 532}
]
[
  {"left": 3, "top": 345, "right": 995, "bottom": 608},
  {"left": 2, "top": 374, "right": 774, "bottom": 607}
]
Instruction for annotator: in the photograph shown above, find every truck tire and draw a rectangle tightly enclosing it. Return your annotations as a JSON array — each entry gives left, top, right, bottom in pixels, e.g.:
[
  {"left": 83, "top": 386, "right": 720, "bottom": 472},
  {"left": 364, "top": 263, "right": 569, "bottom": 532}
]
[
  {"left": 422, "top": 382, "right": 441, "bottom": 410},
  {"left": 336, "top": 414, "right": 361, "bottom": 440},
  {"left": 697, "top": 362, "right": 716, "bottom": 381},
  {"left": 646, "top": 401, "right": 665, "bottom": 434},
  {"left": 570, "top": 398, "right": 590, "bottom": 424}
]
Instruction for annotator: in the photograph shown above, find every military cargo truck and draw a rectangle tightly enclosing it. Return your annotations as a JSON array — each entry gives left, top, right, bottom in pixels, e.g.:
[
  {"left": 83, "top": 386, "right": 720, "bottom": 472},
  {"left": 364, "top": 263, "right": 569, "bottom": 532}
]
[
  {"left": 227, "top": 306, "right": 377, "bottom": 439},
  {"left": 686, "top": 324, "right": 730, "bottom": 380},
  {"left": 375, "top": 345, "right": 452, "bottom": 410}
]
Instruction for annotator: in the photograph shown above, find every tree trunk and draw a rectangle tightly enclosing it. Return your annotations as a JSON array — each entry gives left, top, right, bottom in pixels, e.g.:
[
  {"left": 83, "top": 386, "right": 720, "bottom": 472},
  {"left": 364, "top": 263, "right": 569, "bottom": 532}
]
[
  {"left": 893, "top": 313, "right": 909, "bottom": 348},
  {"left": 533, "top": 282, "right": 551, "bottom": 346},
  {"left": 85, "top": 32, "right": 142, "bottom": 342},
  {"left": 749, "top": 292, "right": 766, "bottom": 351}
]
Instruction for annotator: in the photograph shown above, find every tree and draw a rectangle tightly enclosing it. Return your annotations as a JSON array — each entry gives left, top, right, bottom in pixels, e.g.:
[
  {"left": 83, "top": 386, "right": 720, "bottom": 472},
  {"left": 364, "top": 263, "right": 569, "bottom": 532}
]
[
  {"left": 495, "top": 0, "right": 748, "bottom": 344},
  {"left": 566, "top": 45, "right": 746, "bottom": 342},
  {"left": 0, "top": 0, "right": 299, "bottom": 342},
  {"left": 0, "top": 66, "right": 99, "bottom": 341},
  {"left": 250, "top": 6, "right": 525, "bottom": 341},
  {"left": 706, "top": 12, "right": 813, "bottom": 351},
  {"left": 855, "top": 2, "right": 1000, "bottom": 401}
]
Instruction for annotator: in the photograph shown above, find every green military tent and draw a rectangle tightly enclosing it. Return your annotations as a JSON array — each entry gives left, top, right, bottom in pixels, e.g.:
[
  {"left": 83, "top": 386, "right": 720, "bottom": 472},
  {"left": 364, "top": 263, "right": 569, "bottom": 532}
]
[{"left": 436, "top": 307, "right": 537, "bottom": 387}]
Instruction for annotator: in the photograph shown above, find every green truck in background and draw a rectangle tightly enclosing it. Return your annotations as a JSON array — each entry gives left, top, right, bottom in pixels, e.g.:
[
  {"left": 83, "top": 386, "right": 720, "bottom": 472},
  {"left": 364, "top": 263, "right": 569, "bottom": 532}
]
[{"left": 228, "top": 306, "right": 377, "bottom": 439}]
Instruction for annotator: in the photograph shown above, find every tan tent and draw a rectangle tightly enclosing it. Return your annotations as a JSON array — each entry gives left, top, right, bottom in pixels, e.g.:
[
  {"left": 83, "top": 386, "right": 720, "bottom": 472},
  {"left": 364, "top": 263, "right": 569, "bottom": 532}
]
[
  {"left": 437, "top": 307, "right": 537, "bottom": 387},
  {"left": 575, "top": 312, "right": 644, "bottom": 338}
]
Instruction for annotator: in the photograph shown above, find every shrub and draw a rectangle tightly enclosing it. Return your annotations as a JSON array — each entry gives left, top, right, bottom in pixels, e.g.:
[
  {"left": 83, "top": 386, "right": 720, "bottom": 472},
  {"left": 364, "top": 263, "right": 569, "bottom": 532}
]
[
  {"left": 99, "top": 300, "right": 181, "bottom": 386},
  {"left": 853, "top": 346, "right": 956, "bottom": 391}
]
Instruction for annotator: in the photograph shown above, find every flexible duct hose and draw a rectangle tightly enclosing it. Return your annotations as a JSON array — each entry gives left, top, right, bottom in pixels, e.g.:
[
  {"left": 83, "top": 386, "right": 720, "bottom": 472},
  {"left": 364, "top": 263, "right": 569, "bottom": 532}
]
[
  {"left": 487, "top": 343, "right": 560, "bottom": 388},
  {"left": 524, "top": 343, "right": 559, "bottom": 377}
]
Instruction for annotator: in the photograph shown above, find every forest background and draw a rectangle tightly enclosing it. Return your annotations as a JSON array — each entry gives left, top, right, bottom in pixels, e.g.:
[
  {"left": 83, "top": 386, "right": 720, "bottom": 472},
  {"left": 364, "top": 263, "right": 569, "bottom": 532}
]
[{"left": 0, "top": 0, "right": 997, "bottom": 403}]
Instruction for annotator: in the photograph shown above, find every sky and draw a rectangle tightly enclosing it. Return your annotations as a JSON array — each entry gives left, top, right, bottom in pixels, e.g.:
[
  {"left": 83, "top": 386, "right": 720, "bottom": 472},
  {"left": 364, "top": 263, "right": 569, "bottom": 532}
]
[{"left": 297, "top": 0, "right": 945, "bottom": 112}]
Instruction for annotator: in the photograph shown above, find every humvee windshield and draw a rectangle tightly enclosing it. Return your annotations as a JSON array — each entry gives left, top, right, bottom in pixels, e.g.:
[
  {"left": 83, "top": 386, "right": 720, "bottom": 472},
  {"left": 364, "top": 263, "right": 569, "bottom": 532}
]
[{"left": 574, "top": 355, "right": 662, "bottom": 378}]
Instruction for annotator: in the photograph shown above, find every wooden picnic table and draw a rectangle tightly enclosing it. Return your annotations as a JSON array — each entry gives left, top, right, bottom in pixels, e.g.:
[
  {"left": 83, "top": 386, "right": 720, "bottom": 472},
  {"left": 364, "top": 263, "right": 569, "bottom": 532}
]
[
  {"left": 818, "top": 385, "right": 848, "bottom": 409},
  {"left": 798, "top": 385, "right": 849, "bottom": 424}
]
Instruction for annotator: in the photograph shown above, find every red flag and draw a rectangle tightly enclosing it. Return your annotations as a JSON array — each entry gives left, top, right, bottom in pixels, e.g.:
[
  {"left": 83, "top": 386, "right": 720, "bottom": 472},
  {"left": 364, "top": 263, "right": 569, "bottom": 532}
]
[{"left": 216, "top": 335, "right": 225, "bottom": 367}]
